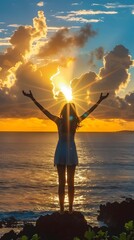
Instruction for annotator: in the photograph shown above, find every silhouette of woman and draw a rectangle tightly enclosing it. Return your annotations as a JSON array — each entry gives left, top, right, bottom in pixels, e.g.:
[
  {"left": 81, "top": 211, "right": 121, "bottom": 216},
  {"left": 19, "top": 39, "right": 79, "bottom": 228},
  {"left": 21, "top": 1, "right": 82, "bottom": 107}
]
[{"left": 22, "top": 90, "right": 109, "bottom": 213}]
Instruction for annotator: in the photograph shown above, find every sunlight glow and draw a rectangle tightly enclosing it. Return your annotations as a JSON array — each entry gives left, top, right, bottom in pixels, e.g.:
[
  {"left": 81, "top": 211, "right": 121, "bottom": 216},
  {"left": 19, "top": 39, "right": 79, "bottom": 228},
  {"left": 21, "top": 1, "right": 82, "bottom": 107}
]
[
  {"left": 60, "top": 83, "right": 73, "bottom": 102},
  {"left": 50, "top": 67, "right": 73, "bottom": 102},
  {"left": 3, "top": 62, "right": 22, "bottom": 89}
]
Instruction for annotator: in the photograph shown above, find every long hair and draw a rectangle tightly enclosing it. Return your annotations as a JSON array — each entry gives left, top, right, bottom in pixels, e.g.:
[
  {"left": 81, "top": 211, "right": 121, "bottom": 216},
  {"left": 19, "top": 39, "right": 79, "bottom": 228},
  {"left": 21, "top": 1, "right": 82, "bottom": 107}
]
[{"left": 60, "top": 103, "right": 80, "bottom": 133}]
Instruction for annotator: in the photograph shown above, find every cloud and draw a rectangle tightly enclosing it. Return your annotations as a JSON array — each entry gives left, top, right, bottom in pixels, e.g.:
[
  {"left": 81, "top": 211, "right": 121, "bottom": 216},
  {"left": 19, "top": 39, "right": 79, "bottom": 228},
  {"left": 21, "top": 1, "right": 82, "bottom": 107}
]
[
  {"left": 0, "top": 61, "right": 55, "bottom": 118},
  {"left": 98, "top": 45, "right": 133, "bottom": 94},
  {"left": 0, "top": 37, "right": 11, "bottom": 46},
  {"left": 47, "top": 26, "right": 65, "bottom": 32},
  {"left": 125, "top": 92, "right": 134, "bottom": 105},
  {"left": 0, "top": 42, "right": 11, "bottom": 46},
  {"left": 71, "top": 45, "right": 134, "bottom": 120},
  {"left": 0, "top": 11, "right": 134, "bottom": 122},
  {"left": 8, "top": 24, "right": 21, "bottom": 28},
  {"left": 70, "top": 10, "right": 118, "bottom": 15},
  {"left": 38, "top": 24, "right": 97, "bottom": 58},
  {"left": 0, "top": 55, "right": 78, "bottom": 118},
  {"left": 88, "top": 47, "right": 104, "bottom": 67},
  {"left": 95, "top": 47, "right": 104, "bottom": 60},
  {"left": 55, "top": 9, "right": 117, "bottom": 23},
  {"left": 0, "top": 11, "right": 48, "bottom": 118},
  {"left": 72, "top": 3, "right": 79, "bottom": 6},
  {"left": 37, "top": 1, "right": 44, "bottom": 7},
  {"left": 47, "top": 26, "right": 81, "bottom": 32},
  {"left": 92, "top": 3, "right": 134, "bottom": 9},
  {"left": 71, "top": 2, "right": 83, "bottom": 6},
  {"left": 56, "top": 15, "right": 102, "bottom": 23},
  {"left": 105, "top": 4, "right": 134, "bottom": 9},
  {"left": 0, "top": 11, "right": 47, "bottom": 90},
  {"left": 1, "top": 11, "right": 98, "bottom": 119}
]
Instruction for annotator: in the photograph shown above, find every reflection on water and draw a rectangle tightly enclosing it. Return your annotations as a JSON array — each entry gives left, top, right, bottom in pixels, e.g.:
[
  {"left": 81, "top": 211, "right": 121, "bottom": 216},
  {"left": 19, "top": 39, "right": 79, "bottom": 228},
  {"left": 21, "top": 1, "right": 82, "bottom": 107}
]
[{"left": 0, "top": 132, "right": 134, "bottom": 225}]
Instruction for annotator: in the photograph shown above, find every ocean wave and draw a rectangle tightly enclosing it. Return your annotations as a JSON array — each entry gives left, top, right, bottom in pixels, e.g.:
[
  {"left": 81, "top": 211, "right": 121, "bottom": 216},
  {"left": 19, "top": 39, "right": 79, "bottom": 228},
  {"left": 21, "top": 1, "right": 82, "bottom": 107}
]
[{"left": 0, "top": 210, "right": 53, "bottom": 222}]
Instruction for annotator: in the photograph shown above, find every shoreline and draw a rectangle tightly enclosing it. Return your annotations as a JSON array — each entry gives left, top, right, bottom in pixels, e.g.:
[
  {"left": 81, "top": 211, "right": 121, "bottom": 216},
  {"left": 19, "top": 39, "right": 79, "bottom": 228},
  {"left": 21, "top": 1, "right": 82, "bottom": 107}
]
[{"left": 0, "top": 198, "right": 134, "bottom": 240}]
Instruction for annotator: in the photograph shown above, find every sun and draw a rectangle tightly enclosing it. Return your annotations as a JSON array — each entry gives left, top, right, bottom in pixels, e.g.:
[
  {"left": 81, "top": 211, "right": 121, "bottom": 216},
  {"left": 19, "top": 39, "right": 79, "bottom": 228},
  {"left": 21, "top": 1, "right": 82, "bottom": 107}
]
[
  {"left": 59, "top": 83, "right": 73, "bottom": 102},
  {"left": 50, "top": 67, "right": 73, "bottom": 102}
]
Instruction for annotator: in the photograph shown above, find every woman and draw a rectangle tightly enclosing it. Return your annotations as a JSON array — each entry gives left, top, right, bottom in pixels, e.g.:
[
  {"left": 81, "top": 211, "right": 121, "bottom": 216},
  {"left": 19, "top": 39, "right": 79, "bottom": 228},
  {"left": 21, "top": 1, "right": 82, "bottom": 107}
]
[{"left": 22, "top": 90, "right": 109, "bottom": 213}]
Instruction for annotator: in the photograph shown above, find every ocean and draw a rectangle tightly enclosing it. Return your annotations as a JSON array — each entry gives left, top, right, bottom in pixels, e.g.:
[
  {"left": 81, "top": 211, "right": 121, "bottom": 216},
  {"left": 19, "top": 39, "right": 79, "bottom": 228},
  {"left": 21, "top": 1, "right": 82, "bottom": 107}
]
[{"left": 0, "top": 132, "right": 134, "bottom": 234}]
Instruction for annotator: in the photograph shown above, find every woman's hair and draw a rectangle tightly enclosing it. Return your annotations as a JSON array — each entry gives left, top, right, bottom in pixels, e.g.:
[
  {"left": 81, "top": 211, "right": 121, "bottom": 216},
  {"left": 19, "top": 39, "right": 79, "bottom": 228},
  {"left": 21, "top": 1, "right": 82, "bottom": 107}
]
[{"left": 60, "top": 103, "right": 80, "bottom": 132}]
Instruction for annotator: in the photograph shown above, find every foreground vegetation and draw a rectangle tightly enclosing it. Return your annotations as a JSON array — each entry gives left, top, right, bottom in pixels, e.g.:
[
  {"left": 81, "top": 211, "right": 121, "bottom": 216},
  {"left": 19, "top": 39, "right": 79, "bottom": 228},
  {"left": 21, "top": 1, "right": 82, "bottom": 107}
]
[
  {"left": 74, "top": 220, "right": 134, "bottom": 240},
  {"left": 18, "top": 220, "right": 134, "bottom": 240}
]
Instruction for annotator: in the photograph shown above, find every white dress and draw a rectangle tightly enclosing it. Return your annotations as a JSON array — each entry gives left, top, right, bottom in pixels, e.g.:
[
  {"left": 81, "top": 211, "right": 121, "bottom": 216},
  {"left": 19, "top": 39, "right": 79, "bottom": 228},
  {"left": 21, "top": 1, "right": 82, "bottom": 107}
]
[{"left": 54, "top": 119, "right": 78, "bottom": 166}]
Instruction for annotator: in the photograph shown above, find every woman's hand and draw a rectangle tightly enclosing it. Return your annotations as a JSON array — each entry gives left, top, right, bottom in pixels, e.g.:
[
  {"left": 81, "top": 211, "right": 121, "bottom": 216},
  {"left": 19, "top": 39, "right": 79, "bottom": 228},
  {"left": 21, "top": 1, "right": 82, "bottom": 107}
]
[
  {"left": 22, "top": 90, "right": 34, "bottom": 100},
  {"left": 99, "top": 92, "right": 109, "bottom": 102}
]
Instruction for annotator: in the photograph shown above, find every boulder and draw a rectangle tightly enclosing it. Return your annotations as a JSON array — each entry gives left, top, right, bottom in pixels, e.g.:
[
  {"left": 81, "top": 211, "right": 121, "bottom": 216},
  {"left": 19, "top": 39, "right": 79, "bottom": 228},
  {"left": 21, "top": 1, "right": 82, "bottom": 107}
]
[{"left": 36, "top": 211, "right": 88, "bottom": 240}]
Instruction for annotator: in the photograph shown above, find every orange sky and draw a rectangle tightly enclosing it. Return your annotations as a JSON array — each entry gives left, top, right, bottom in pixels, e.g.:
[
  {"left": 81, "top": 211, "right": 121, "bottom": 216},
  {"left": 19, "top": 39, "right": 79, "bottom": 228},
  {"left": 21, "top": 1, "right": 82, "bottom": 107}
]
[{"left": 0, "top": 118, "right": 134, "bottom": 132}]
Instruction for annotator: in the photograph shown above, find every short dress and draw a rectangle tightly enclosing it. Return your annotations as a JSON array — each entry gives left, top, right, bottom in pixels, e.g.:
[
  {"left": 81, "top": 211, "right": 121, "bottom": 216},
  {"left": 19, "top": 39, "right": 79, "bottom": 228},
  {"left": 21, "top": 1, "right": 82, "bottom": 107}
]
[{"left": 54, "top": 119, "right": 78, "bottom": 166}]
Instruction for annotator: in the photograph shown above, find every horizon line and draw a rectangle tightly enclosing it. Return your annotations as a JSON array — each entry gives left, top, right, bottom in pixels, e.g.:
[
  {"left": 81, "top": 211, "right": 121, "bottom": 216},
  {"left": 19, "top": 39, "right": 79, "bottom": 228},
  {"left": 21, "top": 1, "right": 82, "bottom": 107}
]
[{"left": 0, "top": 130, "right": 134, "bottom": 133}]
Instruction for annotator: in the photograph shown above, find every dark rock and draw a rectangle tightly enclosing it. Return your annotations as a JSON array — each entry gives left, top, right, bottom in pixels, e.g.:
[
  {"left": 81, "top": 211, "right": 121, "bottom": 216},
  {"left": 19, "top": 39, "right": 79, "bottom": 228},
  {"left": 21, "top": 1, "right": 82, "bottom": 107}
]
[
  {"left": 17, "top": 223, "right": 36, "bottom": 239},
  {"left": 0, "top": 230, "right": 17, "bottom": 240},
  {"left": 36, "top": 211, "right": 88, "bottom": 240},
  {"left": 98, "top": 198, "right": 134, "bottom": 230}
]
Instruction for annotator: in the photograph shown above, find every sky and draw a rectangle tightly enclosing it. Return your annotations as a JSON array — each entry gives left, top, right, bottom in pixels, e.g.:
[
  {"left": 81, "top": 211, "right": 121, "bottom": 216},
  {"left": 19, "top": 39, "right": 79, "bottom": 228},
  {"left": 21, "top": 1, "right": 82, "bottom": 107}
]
[{"left": 0, "top": 0, "right": 134, "bottom": 132}]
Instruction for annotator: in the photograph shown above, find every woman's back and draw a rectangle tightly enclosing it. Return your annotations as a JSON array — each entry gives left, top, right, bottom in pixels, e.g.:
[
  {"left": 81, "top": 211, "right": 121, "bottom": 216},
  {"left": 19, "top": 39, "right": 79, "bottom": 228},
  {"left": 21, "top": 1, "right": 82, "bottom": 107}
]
[
  {"left": 57, "top": 103, "right": 79, "bottom": 142},
  {"left": 57, "top": 117, "right": 78, "bottom": 142}
]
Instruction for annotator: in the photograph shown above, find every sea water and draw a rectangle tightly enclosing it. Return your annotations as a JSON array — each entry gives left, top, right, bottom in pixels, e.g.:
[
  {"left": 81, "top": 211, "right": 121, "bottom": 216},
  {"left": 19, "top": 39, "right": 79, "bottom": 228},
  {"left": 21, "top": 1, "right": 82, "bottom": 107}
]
[{"left": 0, "top": 132, "right": 134, "bottom": 230}]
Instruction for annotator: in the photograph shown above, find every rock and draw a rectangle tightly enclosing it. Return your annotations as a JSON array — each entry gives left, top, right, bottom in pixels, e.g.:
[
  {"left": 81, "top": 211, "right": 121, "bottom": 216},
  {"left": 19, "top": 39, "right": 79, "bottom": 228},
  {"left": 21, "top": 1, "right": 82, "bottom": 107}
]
[
  {"left": 0, "top": 212, "right": 89, "bottom": 240},
  {"left": 36, "top": 211, "right": 88, "bottom": 240},
  {"left": 17, "top": 223, "right": 36, "bottom": 239},
  {"left": 0, "top": 230, "right": 17, "bottom": 240},
  {"left": 0, "top": 221, "right": 2, "bottom": 228},
  {"left": 98, "top": 198, "right": 134, "bottom": 229}
]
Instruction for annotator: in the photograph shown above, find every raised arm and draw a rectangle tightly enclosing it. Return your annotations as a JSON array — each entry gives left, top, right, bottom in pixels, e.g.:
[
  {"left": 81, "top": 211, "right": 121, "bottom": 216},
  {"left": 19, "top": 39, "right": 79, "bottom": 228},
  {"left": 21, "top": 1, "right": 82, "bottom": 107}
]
[
  {"left": 80, "top": 92, "right": 109, "bottom": 122},
  {"left": 22, "top": 90, "right": 59, "bottom": 122}
]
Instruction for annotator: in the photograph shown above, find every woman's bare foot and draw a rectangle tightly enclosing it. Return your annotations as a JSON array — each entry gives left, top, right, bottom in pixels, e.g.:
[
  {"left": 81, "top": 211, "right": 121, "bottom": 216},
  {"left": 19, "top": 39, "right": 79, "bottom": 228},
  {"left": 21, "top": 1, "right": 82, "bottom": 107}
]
[
  {"left": 59, "top": 205, "right": 64, "bottom": 214},
  {"left": 69, "top": 205, "right": 73, "bottom": 214}
]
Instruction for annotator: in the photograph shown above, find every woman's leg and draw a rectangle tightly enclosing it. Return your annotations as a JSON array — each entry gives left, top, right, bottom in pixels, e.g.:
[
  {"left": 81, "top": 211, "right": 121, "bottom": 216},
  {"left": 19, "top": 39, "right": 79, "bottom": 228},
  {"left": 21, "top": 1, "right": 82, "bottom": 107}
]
[
  {"left": 57, "top": 165, "right": 66, "bottom": 213},
  {"left": 67, "top": 165, "right": 76, "bottom": 213}
]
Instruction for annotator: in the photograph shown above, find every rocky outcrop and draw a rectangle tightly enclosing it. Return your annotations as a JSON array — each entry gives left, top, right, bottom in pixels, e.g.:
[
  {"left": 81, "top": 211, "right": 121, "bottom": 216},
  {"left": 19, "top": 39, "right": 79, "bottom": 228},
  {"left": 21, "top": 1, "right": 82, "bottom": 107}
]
[
  {"left": 1, "top": 200, "right": 134, "bottom": 240},
  {"left": 36, "top": 211, "right": 88, "bottom": 240},
  {"left": 98, "top": 198, "right": 134, "bottom": 230},
  {"left": 0, "top": 211, "right": 89, "bottom": 240}
]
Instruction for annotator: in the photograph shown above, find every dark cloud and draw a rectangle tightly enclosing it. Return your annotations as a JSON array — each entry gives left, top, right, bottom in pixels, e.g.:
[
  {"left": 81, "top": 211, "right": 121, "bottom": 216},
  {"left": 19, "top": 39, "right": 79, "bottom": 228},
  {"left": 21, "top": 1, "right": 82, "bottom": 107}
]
[
  {"left": 38, "top": 24, "right": 97, "bottom": 58},
  {"left": 95, "top": 47, "right": 104, "bottom": 60},
  {"left": 88, "top": 51, "right": 95, "bottom": 68},
  {"left": 73, "top": 24, "right": 97, "bottom": 47},
  {"left": 10, "top": 26, "right": 32, "bottom": 55},
  {"left": 97, "top": 45, "right": 133, "bottom": 94},
  {"left": 125, "top": 92, "right": 134, "bottom": 105},
  {"left": 88, "top": 46, "right": 104, "bottom": 68},
  {"left": 71, "top": 45, "right": 134, "bottom": 120}
]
